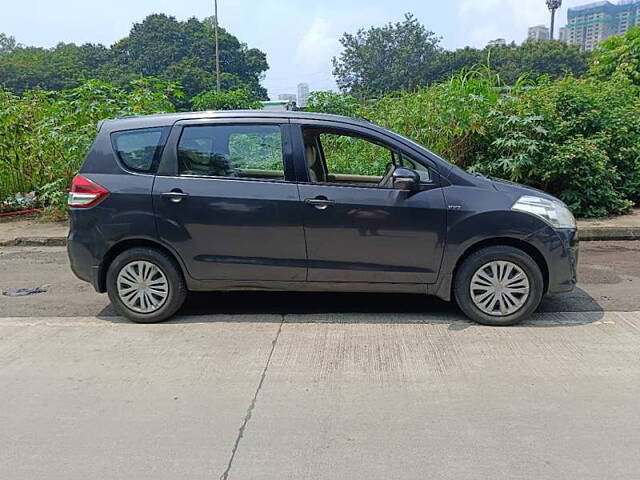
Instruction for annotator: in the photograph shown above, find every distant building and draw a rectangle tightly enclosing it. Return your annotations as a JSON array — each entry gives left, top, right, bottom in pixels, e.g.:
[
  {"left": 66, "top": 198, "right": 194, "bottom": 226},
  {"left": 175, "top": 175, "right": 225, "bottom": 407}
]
[
  {"left": 528, "top": 25, "right": 550, "bottom": 41},
  {"left": 559, "top": 26, "right": 569, "bottom": 42},
  {"left": 487, "top": 38, "right": 507, "bottom": 47},
  {"left": 562, "top": 0, "right": 640, "bottom": 51},
  {"left": 261, "top": 100, "right": 296, "bottom": 112},
  {"left": 297, "top": 83, "right": 310, "bottom": 108},
  {"left": 278, "top": 93, "right": 297, "bottom": 103}
]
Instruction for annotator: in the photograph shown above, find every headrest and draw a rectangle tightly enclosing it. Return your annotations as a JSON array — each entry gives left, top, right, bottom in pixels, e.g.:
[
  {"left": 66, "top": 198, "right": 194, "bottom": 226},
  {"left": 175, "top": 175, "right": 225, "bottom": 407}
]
[{"left": 305, "top": 145, "right": 317, "bottom": 167}]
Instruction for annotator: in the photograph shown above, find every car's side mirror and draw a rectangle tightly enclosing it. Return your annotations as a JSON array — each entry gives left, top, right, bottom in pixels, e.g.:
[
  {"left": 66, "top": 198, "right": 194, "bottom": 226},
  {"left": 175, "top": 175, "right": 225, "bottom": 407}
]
[{"left": 392, "top": 167, "right": 420, "bottom": 192}]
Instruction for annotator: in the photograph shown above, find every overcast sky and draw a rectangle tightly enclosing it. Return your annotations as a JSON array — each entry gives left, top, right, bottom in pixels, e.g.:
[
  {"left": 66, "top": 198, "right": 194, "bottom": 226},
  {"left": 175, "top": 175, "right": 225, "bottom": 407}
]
[{"left": 1, "top": 0, "right": 587, "bottom": 98}]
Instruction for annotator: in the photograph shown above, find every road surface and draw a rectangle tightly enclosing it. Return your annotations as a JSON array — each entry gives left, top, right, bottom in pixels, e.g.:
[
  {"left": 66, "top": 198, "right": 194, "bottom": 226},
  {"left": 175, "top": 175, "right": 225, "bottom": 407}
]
[{"left": 1, "top": 242, "right": 639, "bottom": 479}]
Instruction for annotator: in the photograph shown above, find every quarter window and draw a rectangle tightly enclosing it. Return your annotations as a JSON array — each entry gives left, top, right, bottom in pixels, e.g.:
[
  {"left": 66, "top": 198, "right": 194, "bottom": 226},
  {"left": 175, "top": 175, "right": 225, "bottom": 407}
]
[
  {"left": 112, "top": 128, "right": 168, "bottom": 172},
  {"left": 178, "top": 125, "right": 285, "bottom": 180}
]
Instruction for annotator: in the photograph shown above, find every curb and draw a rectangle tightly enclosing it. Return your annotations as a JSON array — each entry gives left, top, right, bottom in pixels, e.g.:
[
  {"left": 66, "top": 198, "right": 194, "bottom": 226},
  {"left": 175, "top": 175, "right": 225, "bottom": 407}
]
[
  {"left": 0, "top": 237, "right": 68, "bottom": 247},
  {"left": 1, "top": 228, "right": 639, "bottom": 247},
  {"left": 578, "top": 227, "right": 640, "bottom": 242}
]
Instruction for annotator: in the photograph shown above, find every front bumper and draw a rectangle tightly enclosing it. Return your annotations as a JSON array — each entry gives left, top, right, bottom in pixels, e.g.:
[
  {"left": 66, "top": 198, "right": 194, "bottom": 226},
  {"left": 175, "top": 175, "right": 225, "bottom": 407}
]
[{"left": 542, "top": 227, "right": 579, "bottom": 294}]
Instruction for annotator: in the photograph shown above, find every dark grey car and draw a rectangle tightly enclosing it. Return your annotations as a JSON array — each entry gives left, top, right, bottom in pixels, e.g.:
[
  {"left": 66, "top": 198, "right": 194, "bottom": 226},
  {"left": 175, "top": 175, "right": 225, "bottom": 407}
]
[{"left": 67, "top": 111, "right": 578, "bottom": 325}]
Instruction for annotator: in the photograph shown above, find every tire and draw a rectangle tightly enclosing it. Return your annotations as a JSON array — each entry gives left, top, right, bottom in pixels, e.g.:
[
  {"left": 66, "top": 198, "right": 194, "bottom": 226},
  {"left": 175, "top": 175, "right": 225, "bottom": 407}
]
[
  {"left": 454, "top": 246, "right": 544, "bottom": 326},
  {"left": 106, "top": 247, "right": 187, "bottom": 323}
]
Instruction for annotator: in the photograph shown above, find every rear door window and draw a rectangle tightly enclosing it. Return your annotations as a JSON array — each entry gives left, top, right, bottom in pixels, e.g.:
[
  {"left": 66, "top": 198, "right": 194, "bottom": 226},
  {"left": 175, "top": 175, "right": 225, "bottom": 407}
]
[
  {"left": 112, "top": 128, "right": 169, "bottom": 172},
  {"left": 177, "top": 125, "right": 285, "bottom": 180}
]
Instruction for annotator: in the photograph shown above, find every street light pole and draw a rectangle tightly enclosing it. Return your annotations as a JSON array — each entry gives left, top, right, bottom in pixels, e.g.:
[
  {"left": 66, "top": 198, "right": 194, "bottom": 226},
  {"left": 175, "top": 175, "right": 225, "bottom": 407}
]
[
  {"left": 546, "top": 0, "right": 562, "bottom": 40},
  {"left": 214, "top": 0, "right": 221, "bottom": 92}
]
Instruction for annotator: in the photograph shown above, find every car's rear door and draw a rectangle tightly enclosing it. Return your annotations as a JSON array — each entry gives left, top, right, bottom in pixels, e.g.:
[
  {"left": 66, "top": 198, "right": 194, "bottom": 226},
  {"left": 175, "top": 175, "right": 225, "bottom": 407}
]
[{"left": 152, "top": 118, "right": 307, "bottom": 282}]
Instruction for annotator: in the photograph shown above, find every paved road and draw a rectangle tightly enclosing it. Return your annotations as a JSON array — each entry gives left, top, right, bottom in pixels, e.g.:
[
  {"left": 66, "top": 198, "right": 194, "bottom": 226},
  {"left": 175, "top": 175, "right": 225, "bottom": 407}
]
[
  {"left": 1, "top": 241, "right": 640, "bottom": 317},
  {"left": 1, "top": 242, "right": 640, "bottom": 479}
]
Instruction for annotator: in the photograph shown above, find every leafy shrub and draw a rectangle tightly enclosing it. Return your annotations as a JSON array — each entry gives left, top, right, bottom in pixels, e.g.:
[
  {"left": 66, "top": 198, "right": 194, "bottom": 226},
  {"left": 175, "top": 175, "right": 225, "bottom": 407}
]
[
  {"left": 0, "top": 78, "right": 181, "bottom": 214},
  {"left": 541, "top": 136, "right": 632, "bottom": 218},
  {"left": 307, "top": 91, "right": 360, "bottom": 117},
  {"left": 591, "top": 27, "right": 640, "bottom": 86},
  {"left": 191, "top": 88, "right": 261, "bottom": 111},
  {"left": 307, "top": 67, "right": 639, "bottom": 217}
]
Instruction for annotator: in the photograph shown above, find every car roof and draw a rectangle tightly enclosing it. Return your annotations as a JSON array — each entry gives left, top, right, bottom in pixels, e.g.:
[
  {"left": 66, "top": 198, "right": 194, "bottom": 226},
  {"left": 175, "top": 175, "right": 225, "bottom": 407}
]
[{"left": 100, "top": 110, "right": 376, "bottom": 131}]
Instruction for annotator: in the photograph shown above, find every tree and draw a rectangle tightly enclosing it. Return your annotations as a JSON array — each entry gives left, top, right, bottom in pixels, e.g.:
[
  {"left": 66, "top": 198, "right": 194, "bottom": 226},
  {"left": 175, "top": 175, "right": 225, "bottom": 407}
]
[
  {"left": 111, "top": 15, "right": 268, "bottom": 100},
  {"left": 332, "top": 13, "right": 442, "bottom": 96},
  {"left": 332, "top": 14, "right": 590, "bottom": 95},
  {"left": 591, "top": 26, "right": 640, "bottom": 85},
  {"left": 486, "top": 40, "right": 590, "bottom": 84},
  {"left": 0, "top": 33, "right": 17, "bottom": 55},
  {"left": 0, "top": 14, "right": 269, "bottom": 106}
]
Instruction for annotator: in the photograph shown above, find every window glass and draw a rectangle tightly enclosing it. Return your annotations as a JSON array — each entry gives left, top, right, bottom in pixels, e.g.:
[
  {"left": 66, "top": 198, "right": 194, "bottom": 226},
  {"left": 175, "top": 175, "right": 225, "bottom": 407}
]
[
  {"left": 112, "top": 128, "right": 167, "bottom": 172},
  {"left": 402, "top": 156, "right": 432, "bottom": 183},
  {"left": 178, "top": 125, "right": 284, "bottom": 180},
  {"left": 319, "top": 133, "right": 394, "bottom": 178}
]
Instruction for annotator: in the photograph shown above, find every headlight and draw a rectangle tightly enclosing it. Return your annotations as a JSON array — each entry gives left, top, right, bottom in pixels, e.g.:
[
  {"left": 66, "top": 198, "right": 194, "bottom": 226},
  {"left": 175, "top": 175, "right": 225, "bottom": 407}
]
[{"left": 512, "top": 195, "right": 576, "bottom": 229}]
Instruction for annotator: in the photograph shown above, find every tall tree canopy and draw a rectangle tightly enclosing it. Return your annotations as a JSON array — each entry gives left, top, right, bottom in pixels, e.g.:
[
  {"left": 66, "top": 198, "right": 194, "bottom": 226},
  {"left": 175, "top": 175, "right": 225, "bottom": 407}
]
[
  {"left": 0, "top": 14, "right": 269, "bottom": 107},
  {"left": 332, "top": 13, "right": 443, "bottom": 96},
  {"left": 333, "top": 14, "right": 591, "bottom": 96}
]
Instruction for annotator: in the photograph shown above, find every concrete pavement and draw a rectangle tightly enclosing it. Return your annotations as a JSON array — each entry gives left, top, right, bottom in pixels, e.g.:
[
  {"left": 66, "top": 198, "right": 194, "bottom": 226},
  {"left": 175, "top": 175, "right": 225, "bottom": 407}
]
[
  {"left": 2, "top": 242, "right": 640, "bottom": 479},
  {"left": 1, "top": 312, "right": 640, "bottom": 479}
]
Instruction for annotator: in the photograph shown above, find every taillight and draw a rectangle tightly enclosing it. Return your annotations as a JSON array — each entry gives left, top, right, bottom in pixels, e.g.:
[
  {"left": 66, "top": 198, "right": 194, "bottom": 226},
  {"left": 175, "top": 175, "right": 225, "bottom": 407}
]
[{"left": 68, "top": 175, "right": 109, "bottom": 208}]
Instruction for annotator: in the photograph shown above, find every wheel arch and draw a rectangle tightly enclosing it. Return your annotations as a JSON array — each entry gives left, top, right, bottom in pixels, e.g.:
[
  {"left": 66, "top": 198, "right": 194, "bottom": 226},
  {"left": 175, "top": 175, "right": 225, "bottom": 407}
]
[
  {"left": 452, "top": 237, "right": 549, "bottom": 296},
  {"left": 97, "top": 238, "right": 188, "bottom": 293}
]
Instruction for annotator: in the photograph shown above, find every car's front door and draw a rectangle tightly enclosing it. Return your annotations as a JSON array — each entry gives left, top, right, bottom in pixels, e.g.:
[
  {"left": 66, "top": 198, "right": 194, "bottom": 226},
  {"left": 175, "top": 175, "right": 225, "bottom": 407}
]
[
  {"left": 294, "top": 122, "right": 446, "bottom": 284},
  {"left": 153, "top": 119, "right": 307, "bottom": 282}
]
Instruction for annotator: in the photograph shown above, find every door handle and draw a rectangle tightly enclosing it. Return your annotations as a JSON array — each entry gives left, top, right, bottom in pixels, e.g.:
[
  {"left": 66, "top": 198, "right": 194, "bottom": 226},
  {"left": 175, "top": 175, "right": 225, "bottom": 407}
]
[
  {"left": 305, "top": 197, "right": 334, "bottom": 211},
  {"left": 161, "top": 190, "right": 190, "bottom": 203}
]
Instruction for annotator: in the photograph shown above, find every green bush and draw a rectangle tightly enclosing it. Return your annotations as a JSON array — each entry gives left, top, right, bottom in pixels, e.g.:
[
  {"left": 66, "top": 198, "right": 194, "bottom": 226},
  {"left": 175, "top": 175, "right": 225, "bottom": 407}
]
[
  {"left": 308, "top": 69, "right": 639, "bottom": 217},
  {"left": 2, "top": 62, "right": 639, "bottom": 219},
  {"left": 0, "top": 78, "right": 181, "bottom": 214},
  {"left": 541, "top": 136, "right": 632, "bottom": 218},
  {"left": 191, "top": 88, "right": 261, "bottom": 111}
]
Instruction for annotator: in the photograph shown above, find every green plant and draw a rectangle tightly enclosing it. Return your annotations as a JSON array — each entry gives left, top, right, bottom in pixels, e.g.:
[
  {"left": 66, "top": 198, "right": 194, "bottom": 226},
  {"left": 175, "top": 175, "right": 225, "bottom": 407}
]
[
  {"left": 306, "top": 91, "right": 360, "bottom": 117},
  {"left": 0, "top": 78, "right": 181, "bottom": 216},
  {"left": 591, "top": 26, "right": 640, "bottom": 86},
  {"left": 541, "top": 137, "right": 632, "bottom": 218},
  {"left": 191, "top": 88, "right": 261, "bottom": 111}
]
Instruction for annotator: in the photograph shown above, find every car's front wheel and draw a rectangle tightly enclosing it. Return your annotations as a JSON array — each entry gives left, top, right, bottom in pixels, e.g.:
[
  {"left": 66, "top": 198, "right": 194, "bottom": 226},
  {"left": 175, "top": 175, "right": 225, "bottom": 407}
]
[
  {"left": 454, "top": 246, "right": 544, "bottom": 326},
  {"left": 106, "top": 247, "right": 187, "bottom": 323}
]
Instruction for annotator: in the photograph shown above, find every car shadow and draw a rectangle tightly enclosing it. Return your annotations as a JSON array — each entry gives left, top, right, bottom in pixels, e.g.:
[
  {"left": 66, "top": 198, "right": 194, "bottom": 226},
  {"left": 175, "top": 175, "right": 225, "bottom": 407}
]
[{"left": 97, "top": 286, "right": 604, "bottom": 328}]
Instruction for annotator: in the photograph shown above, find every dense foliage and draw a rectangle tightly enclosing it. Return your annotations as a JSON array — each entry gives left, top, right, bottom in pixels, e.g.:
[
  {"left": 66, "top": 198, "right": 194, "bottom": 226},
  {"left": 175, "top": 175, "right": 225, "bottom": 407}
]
[
  {"left": 332, "top": 13, "right": 591, "bottom": 97},
  {"left": 0, "top": 79, "right": 181, "bottom": 215},
  {"left": 309, "top": 68, "right": 640, "bottom": 218},
  {"left": 1, "top": 15, "right": 638, "bottom": 219},
  {"left": 591, "top": 27, "right": 640, "bottom": 86},
  {"left": 191, "top": 88, "right": 262, "bottom": 111},
  {"left": 0, "top": 14, "right": 267, "bottom": 108}
]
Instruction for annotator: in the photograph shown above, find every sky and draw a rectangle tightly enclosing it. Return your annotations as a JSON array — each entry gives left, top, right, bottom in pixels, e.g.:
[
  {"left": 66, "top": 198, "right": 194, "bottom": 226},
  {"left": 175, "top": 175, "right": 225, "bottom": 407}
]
[{"left": 0, "top": 0, "right": 588, "bottom": 99}]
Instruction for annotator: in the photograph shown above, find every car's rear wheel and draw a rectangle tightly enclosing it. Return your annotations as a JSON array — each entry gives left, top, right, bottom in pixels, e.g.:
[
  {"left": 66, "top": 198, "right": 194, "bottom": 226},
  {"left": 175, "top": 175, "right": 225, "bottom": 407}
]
[
  {"left": 106, "top": 247, "right": 186, "bottom": 323},
  {"left": 454, "top": 246, "right": 544, "bottom": 326}
]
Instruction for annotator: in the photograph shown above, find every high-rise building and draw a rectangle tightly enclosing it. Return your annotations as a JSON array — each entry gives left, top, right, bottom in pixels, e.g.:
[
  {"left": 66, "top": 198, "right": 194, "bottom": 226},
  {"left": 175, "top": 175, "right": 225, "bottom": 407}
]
[
  {"left": 297, "top": 83, "right": 310, "bottom": 108},
  {"left": 562, "top": 0, "right": 640, "bottom": 51},
  {"left": 278, "top": 94, "right": 297, "bottom": 103},
  {"left": 528, "top": 25, "right": 551, "bottom": 41},
  {"left": 559, "top": 26, "right": 569, "bottom": 42}
]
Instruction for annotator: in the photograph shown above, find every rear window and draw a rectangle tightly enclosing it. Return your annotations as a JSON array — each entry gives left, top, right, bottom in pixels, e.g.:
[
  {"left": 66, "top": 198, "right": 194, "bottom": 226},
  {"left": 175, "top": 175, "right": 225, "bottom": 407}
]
[{"left": 112, "top": 128, "right": 169, "bottom": 172}]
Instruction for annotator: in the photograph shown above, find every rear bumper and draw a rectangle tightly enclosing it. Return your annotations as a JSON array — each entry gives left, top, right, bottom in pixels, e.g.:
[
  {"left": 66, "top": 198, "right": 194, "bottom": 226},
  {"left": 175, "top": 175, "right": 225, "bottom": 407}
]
[{"left": 67, "top": 230, "right": 103, "bottom": 292}]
